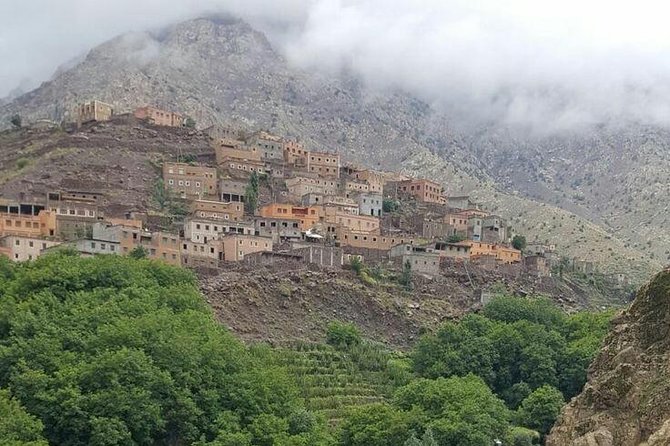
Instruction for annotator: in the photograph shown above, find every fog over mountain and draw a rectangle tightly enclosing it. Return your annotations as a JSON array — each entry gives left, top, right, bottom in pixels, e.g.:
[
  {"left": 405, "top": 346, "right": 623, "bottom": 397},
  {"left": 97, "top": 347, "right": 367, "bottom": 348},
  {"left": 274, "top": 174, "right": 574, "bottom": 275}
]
[{"left": 3, "top": 0, "right": 670, "bottom": 131}]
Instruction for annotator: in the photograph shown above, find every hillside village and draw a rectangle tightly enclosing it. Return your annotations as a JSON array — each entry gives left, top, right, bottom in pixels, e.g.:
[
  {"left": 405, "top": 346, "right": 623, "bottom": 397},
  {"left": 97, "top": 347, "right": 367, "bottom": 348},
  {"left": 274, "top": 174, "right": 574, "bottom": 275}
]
[{"left": 0, "top": 101, "right": 631, "bottom": 292}]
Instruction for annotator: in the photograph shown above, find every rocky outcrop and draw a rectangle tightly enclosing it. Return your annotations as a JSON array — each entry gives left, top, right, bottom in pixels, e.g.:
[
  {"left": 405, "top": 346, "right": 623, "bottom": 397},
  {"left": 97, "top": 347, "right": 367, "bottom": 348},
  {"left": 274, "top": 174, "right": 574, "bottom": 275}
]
[{"left": 547, "top": 269, "right": 670, "bottom": 446}]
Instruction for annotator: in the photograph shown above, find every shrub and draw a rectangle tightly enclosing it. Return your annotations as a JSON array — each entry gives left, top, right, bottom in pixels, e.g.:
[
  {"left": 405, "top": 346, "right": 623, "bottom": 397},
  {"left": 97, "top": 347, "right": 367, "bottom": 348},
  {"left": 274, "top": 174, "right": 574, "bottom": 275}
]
[{"left": 326, "top": 321, "right": 362, "bottom": 349}]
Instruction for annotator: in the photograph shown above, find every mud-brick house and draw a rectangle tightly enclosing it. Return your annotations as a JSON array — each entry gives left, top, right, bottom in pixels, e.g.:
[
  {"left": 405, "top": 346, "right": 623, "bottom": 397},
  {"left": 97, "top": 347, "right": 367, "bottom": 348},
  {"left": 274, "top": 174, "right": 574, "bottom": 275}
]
[
  {"left": 0, "top": 236, "right": 61, "bottom": 262},
  {"left": 403, "top": 251, "right": 441, "bottom": 276},
  {"left": 76, "top": 100, "right": 113, "bottom": 125},
  {"left": 247, "top": 131, "right": 284, "bottom": 161},
  {"left": 307, "top": 151, "right": 341, "bottom": 179},
  {"left": 221, "top": 234, "right": 273, "bottom": 262},
  {"left": 134, "top": 106, "right": 183, "bottom": 127},
  {"left": 163, "top": 162, "right": 217, "bottom": 199},
  {"left": 259, "top": 204, "right": 320, "bottom": 231},
  {"left": 397, "top": 179, "right": 446, "bottom": 205},
  {"left": 524, "top": 255, "right": 550, "bottom": 277}
]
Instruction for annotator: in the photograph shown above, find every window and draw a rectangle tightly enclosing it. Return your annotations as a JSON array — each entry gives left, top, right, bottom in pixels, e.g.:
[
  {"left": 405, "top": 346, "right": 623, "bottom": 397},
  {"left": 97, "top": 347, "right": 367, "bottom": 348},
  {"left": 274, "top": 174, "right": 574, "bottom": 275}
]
[
  {"left": 185, "top": 181, "right": 190, "bottom": 186},
  {"left": 178, "top": 180, "right": 184, "bottom": 186},
  {"left": 29, "top": 241, "right": 34, "bottom": 248},
  {"left": 14, "top": 239, "right": 20, "bottom": 246},
  {"left": 195, "top": 182, "right": 201, "bottom": 187},
  {"left": 101, "top": 243, "right": 106, "bottom": 250},
  {"left": 168, "top": 179, "right": 174, "bottom": 185}
]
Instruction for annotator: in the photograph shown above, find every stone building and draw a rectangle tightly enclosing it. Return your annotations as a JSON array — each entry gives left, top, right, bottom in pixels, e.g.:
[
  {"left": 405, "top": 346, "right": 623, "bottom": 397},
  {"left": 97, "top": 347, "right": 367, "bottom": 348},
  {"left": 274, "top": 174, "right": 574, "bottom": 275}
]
[
  {"left": 76, "top": 100, "right": 113, "bottom": 125},
  {"left": 163, "top": 162, "right": 217, "bottom": 199},
  {"left": 403, "top": 252, "right": 441, "bottom": 276},
  {"left": 248, "top": 131, "right": 284, "bottom": 161},
  {"left": 184, "top": 217, "right": 254, "bottom": 243},
  {"left": 286, "top": 177, "right": 339, "bottom": 200},
  {"left": 191, "top": 199, "right": 244, "bottom": 222},
  {"left": 283, "top": 140, "right": 309, "bottom": 168},
  {"left": 219, "top": 178, "right": 247, "bottom": 203},
  {"left": 134, "top": 106, "right": 183, "bottom": 127},
  {"left": 259, "top": 204, "right": 320, "bottom": 231},
  {"left": 254, "top": 217, "right": 303, "bottom": 242}
]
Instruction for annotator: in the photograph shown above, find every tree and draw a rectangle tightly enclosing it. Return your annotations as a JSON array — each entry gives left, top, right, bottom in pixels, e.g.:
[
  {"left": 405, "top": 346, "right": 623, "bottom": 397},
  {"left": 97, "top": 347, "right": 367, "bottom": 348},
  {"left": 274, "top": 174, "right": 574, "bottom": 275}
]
[
  {"left": 9, "top": 114, "right": 22, "bottom": 128},
  {"left": 152, "top": 178, "right": 170, "bottom": 210},
  {"left": 326, "top": 321, "right": 361, "bottom": 349},
  {"left": 184, "top": 117, "right": 196, "bottom": 128},
  {"left": 512, "top": 235, "right": 527, "bottom": 251},
  {"left": 129, "top": 245, "right": 148, "bottom": 259},
  {"left": 447, "top": 234, "right": 465, "bottom": 243},
  {"left": 340, "top": 403, "right": 412, "bottom": 446},
  {"left": 399, "top": 260, "right": 412, "bottom": 289},
  {"left": 0, "top": 254, "right": 327, "bottom": 444},
  {"left": 514, "top": 385, "right": 565, "bottom": 437},
  {"left": 244, "top": 171, "right": 260, "bottom": 215},
  {"left": 382, "top": 198, "right": 399, "bottom": 213},
  {"left": 0, "top": 389, "right": 48, "bottom": 445}
]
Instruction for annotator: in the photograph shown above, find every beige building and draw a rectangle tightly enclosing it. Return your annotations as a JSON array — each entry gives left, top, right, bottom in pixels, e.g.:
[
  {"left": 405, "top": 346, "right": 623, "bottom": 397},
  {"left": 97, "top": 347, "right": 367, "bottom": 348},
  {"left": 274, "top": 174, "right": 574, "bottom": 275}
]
[
  {"left": 191, "top": 199, "right": 244, "bottom": 221},
  {"left": 77, "top": 100, "right": 113, "bottom": 124},
  {"left": 0, "top": 236, "right": 61, "bottom": 261},
  {"left": 221, "top": 234, "right": 273, "bottom": 262},
  {"left": 403, "top": 252, "right": 441, "bottom": 276},
  {"left": 134, "top": 106, "right": 183, "bottom": 127},
  {"left": 181, "top": 239, "right": 223, "bottom": 269},
  {"left": 286, "top": 177, "right": 339, "bottom": 200},
  {"left": 118, "top": 226, "right": 181, "bottom": 266},
  {"left": 308, "top": 151, "right": 340, "bottom": 179},
  {"left": 283, "top": 140, "right": 309, "bottom": 168},
  {"left": 397, "top": 179, "right": 446, "bottom": 204},
  {"left": 334, "top": 227, "right": 415, "bottom": 251},
  {"left": 184, "top": 217, "right": 254, "bottom": 243},
  {"left": 163, "top": 162, "right": 217, "bottom": 199}
]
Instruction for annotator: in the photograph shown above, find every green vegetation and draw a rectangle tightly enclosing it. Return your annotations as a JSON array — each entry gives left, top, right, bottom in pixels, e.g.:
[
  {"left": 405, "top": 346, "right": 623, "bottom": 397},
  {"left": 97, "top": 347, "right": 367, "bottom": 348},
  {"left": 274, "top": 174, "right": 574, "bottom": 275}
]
[
  {"left": 15, "top": 157, "right": 30, "bottom": 170},
  {"left": 152, "top": 178, "right": 187, "bottom": 217},
  {"left": 0, "top": 253, "right": 330, "bottom": 445},
  {"left": 446, "top": 234, "right": 465, "bottom": 243},
  {"left": 382, "top": 198, "right": 399, "bottom": 213},
  {"left": 9, "top": 114, "right": 22, "bottom": 128},
  {"left": 512, "top": 235, "right": 527, "bottom": 251},
  {"left": 245, "top": 171, "right": 260, "bottom": 215},
  {"left": 184, "top": 117, "right": 196, "bottom": 128},
  {"left": 0, "top": 254, "right": 612, "bottom": 445}
]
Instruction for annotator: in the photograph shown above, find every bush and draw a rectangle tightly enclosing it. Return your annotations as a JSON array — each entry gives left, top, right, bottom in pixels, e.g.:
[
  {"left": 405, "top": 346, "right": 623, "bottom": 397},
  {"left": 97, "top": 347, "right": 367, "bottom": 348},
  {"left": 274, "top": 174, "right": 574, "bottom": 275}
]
[
  {"left": 326, "top": 321, "right": 362, "bottom": 349},
  {"left": 512, "top": 235, "right": 527, "bottom": 251},
  {"left": 15, "top": 157, "right": 29, "bottom": 170},
  {"left": 9, "top": 114, "right": 22, "bottom": 128}
]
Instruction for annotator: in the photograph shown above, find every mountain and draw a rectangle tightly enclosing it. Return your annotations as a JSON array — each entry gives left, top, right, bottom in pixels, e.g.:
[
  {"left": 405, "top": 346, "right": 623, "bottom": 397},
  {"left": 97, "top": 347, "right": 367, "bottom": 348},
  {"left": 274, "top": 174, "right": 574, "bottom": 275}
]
[
  {"left": 0, "top": 16, "right": 665, "bottom": 281},
  {"left": 547, "top": 269, "right": 670, "bottom": 445}
]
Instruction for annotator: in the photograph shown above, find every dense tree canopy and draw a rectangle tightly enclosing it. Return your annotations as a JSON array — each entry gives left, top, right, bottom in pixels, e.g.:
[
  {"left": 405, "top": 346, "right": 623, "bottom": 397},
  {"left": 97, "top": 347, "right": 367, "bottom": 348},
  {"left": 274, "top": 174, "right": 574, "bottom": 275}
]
[{"left": 0, "top": 253, "right": 329, "bottom": 446}]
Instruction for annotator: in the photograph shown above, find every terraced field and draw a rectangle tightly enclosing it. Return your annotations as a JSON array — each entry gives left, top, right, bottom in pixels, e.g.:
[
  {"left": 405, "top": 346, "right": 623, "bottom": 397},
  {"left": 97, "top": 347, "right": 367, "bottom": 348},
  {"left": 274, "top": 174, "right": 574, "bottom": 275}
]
[{"left": 277, "top": 342, "right": 409, "bottom": 425}]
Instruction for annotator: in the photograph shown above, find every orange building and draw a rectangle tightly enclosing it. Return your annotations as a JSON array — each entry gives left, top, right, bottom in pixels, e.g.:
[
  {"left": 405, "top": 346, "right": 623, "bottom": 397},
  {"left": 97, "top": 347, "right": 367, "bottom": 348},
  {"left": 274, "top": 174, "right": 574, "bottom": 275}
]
[
  {"left": 463, "top": 241, "right": 521, "bottom": 264},
  {"left": 397, "top": 179, "right": 446, "bottom": 204},
  {"left": 329, "top": 212, "right": 380, "bottom": 234},
  {"left": 259, "top": 204, "right": 320, "bottom": 230},
  {"left": 0, "top": 201, "right": 56, "bottom": 238},
  {"left": 134, "top": 106, "right": 183, "bottom": 127},
  {"left": 308, "top": 151, "right": 340, "bottom": 179},
  {"left": 163, "top": 162, "right": 217, "bottom": 199},
  {"left": 192, "top": 199, "right": 244, "bottom": 221}
]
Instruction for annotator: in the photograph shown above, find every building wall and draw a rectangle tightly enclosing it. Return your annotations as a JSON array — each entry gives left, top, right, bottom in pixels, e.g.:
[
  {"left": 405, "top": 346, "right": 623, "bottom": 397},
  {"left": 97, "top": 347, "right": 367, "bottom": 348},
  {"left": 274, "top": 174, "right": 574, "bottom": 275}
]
[
  {"left": 283, "top": 141, "right": 308, "bottom": 167},
  {"left": 221, "top": 234, "right": 273, "bottom": 262},
  {"left": 219, "top": 179, "right": 247, "bottom": 203},
  {"left": 259, "top": 204, "right": 320, "bottom": 231},
  {"left": 332, "top": 212, "right": 380, "bottom": 234},
  {"left": 308, "top": 151, "right": 340, "bottom": 179},
  {"left": 254, "top": 218, "right": 302, "bottom": 242},
  {"left": 335, "top": 227, "right": 415, "bottom": 250},
  {"left": 77, "top": 101, "right": 113, "bottom": 124},
  {"left": 404, "top": 252, "right": 441, "bottom": 276},
  {"left": 286, "top": 177, "right": 339, "bottom": 199},
  {"left": 398, "top": 179, "right": 446, "bottom": 204},
  {"left": 430, "top": 242, "right": 471, "bottom": 260},
  {"left": 249, "top": 132, "right": 284, "bottom": 160},
  {"left": 163, "top": 163, "right": 217, "bottom": 199},
  {"left": 191, "top": 200, "right": 244, "bottom": 221},
  {"left": 0, "top": 236, "right": 61, "bottom": 261},
  {"left": 181, "top": 239, "right": 223, "bottom": 269},
  {"left": 74, "top": 239, "right": 121, "bottom": 256},
  {"left": 184, "top": 218, "right": 254, "bottom": 243},
  {"left": 356, "top": 193, "right": 383, "bottom": 217},
  {"left": 134, "top": 106, "right": 183, "bottom": 127}
]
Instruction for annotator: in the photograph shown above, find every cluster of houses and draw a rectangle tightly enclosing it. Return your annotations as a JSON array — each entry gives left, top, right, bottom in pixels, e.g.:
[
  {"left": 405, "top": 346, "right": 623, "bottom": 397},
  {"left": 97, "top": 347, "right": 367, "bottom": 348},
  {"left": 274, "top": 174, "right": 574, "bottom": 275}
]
[{"left": 1, "top": 101, "right": 620, "bottom": 283}]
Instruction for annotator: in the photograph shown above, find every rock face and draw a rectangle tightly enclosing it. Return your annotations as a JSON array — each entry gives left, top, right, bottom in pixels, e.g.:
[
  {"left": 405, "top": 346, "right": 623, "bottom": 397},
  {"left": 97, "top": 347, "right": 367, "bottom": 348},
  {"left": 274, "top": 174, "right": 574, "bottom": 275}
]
[{"left": 547, "top": 269, "right": 670, "bottom": 446}]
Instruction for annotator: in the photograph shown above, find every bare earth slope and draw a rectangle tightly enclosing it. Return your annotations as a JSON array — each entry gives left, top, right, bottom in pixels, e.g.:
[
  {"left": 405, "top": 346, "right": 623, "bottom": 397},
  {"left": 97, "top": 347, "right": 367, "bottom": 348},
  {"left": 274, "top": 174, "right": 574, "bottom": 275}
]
[
  {"left": 548, "top": 269, "right": 670, "bottom": 446},
  {"left": 0, "top": 17, "right": 664, "bottom": 281}
]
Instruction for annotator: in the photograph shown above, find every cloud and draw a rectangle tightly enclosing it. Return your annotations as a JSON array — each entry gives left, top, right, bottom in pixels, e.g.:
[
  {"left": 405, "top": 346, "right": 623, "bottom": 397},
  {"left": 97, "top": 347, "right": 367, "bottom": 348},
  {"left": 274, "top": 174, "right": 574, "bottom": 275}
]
[{"left": 2, "top": 0, "right": 670, "bottom": 131}]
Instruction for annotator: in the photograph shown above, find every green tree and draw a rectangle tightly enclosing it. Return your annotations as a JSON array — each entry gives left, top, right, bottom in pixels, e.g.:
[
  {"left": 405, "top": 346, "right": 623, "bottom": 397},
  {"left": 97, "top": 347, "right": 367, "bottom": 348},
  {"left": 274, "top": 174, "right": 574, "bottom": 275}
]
[
  {"left": 512, "top": 235, "right": 527, "bottom": 251},
  {"left": 340, "top": 403, "right": 412, "bottom": 446},
  {"left": 0, "top": 254, "right": 325, "bottom": 445},
  {"left": 10, "top": 114, "right": 22, "bottom": 128},
  {"left": 382, "top": 198, "right": 399, "bottom": 213},
  {"left": 185, "top": 117, "right": 196, "bottom": 128},
  {"left": 514, "top": 385, "right": 564, "bottom": 437},
  {"left": 446, "top": 234, "right": 465, "bottom": 243},
  {"left": 399, "top": 260, "right": 412, "bottom": 289},
  {"left": 0, "top": 389, "right": 48, "bottom": 445},
  {"left": 129, "top": 245, "right": 148, "bottom": 259},
  {"left": 244, "top": 172, "right": 260, "bottom": 215},
  {"left": 326, "top": 321, "right": 361, "bottom": 349},
  {"left": 153, "top": 178, "right": 170, "bottom": 210}
]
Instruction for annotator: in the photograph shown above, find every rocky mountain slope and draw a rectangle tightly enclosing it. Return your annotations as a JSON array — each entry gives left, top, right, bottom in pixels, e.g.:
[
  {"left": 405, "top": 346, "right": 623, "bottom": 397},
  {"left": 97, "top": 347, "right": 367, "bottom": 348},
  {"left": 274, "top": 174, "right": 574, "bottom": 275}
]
[
  {"left": 547, "top": 269, "right": 670, "bottom": 446},
  {"left": 0, "top": 16, "right": 665, "bottom": 281}
]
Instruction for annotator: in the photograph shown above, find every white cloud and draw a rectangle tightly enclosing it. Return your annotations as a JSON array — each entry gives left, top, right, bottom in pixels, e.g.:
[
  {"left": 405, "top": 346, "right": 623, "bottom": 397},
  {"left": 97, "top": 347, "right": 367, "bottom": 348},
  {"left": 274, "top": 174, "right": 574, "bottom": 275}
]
[{"left": 3, "top": 0, "right": 670, "bottom": 130}]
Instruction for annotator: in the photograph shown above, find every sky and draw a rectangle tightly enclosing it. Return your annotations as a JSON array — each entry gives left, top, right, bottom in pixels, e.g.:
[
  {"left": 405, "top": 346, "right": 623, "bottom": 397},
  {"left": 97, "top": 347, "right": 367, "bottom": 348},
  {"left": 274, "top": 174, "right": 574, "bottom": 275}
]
[{"left": 3, "top": 0, "right": 670, "bottom": 130}]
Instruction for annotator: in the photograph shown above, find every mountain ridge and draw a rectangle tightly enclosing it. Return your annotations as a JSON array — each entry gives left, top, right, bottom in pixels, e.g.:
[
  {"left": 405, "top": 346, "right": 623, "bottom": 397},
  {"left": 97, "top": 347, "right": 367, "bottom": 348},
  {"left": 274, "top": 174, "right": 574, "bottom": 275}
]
[{"left": 0, "top": 16, "right": 665, "bottom": 281}]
